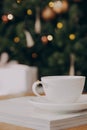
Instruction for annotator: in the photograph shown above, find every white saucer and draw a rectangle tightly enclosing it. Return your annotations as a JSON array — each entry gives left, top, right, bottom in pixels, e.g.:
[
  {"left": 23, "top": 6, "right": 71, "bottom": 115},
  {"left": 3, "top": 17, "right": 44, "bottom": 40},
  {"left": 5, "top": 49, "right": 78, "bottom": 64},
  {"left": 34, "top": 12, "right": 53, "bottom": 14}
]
[{"left": 28, "top": 95, "right": 87, "bottom": 112}]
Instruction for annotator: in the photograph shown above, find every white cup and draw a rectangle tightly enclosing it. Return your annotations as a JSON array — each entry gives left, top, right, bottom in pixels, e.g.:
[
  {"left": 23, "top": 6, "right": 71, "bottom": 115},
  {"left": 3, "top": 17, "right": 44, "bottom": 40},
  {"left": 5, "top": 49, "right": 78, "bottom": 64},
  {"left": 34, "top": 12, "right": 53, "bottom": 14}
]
[{"left": 32, "top": 76, "right": 86, "bottom": 103}]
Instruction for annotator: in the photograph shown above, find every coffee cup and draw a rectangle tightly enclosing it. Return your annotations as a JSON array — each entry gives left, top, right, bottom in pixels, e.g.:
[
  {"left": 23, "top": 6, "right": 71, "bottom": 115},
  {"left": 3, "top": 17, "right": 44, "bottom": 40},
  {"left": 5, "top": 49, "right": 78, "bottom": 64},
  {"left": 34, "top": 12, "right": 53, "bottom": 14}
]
[{"left": 32, "top": 76, "right": 86, "bottom": 103}]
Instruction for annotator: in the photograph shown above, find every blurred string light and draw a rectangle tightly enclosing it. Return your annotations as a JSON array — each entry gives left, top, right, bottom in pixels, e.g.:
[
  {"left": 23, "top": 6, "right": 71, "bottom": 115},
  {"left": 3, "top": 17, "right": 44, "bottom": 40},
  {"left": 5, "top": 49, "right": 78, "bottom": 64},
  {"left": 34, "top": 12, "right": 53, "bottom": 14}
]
[
  {"left": 27, "top": 9, "right": 33, "bottom": 15},
  {"left": 49, "top": 0, "right": 63, "bottom": 8},
  {"left": 49, "top": 1, "right": 54, "bottom": 8},
  {"left": 17, "top": 0, "right": 22, "bottom": 4},
  {"left": 14, "top": 37, "right": 20, "bottom": 43},
  {"left": 57, "top": 22, "right": 63, "bottom": 29},
  {"left": 50, "top": 0, "right": 69, "bottom": 14},
  {"left": 2, "top": 15, "right": 8, "bottom": 23},
  {"left": 52, "top": 0, "right": 63, "bottom": 14},
  {"left": 41, "top": 35, "right": 48, "bottom": 44},
  {"left": 41, "top": 35, "right": 53, "bottom": 44},
  {"left": 2, "top": 14, "right": 14, "bottom": 23},
  {"left": 7, "top": 14, "right": 14, "bottom": 20},
  {"left": 69, "top": 34, "right": 76, "bottom": 40},
  {"left": 47, "top": 35, "right": 53, "bottom": 41}
]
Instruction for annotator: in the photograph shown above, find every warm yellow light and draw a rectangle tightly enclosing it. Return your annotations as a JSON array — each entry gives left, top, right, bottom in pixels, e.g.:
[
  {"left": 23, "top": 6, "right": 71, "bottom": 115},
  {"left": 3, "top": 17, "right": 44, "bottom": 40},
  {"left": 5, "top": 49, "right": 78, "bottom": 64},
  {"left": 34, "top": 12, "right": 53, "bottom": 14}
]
[
  {"left": 69, "top": 34, "right": 76, "bottom": 40},
  {"left": 49, "top": 2, "right": 54, "bottom": 8},
  {"left": 14, "top": 37, "right": 20, "bottom": 43},
  {"left": 17, "top": 0, "right": 21, "bottom": 3},
  {"left": 7, "top": 14, "right": 14, "bottom": 20},
  {"left": 27, "top": 9, "right": 32, "bottom": 15},
  {"left": 47, "top": 35, "right": 53, "bottom": 41},
  {"left": 57, "top": 22, "right": 63, "bottom": 29}
]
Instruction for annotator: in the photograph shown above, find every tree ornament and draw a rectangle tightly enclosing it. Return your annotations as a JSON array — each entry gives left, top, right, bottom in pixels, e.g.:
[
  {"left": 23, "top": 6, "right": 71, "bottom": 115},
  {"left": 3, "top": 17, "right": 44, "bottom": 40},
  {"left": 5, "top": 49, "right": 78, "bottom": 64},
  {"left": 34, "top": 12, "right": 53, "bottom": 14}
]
[
  {"left": 2, "top": 15, "right": 8, "bottom": 23},
  {"left": 69, "top": 53, "right": 75, "bottom": 75},
  {"left": 53, "top": 0, "right": 63, "bottom": 14},
  {"left": 24, "top": 30, "right": 34, "bottom": 48},
  {"left": 35, "top": 7, "right": 41, "bottom": 34},
  {"left": 61, "top": 0, "right": 69, "bottom": 13},
  {"left": 41, "top": 6, "right": 56, "bottom": 21},
  {"left": 53, "top": 0, "right": 69, "bottom": 14}
]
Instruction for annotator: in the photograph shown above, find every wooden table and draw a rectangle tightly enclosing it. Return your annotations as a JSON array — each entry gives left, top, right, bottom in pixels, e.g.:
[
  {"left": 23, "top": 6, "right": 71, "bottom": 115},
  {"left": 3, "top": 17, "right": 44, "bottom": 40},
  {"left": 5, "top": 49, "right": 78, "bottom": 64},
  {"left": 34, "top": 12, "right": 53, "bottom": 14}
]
[{"left": 0, "top": 93, "right": 87, "bottom": 130}]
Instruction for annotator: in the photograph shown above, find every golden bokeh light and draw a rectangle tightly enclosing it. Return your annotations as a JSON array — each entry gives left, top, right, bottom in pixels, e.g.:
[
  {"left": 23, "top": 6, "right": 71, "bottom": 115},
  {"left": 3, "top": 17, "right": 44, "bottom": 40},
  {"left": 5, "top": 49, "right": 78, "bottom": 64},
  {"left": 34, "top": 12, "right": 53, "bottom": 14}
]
[
  {"left": 14, "top": 37, "right": 20, "bottom": 43},
  {"left": 69, "top": 34, "right": 76, "bottom": 40},
  {"left": 17, "top": 0, "right": 21, "bottom": 4},
  {"left": 49, "top": 1, "right": 54, "bottom": 8},
  {"left": 27, "top": 9, "right": 33, "bottom": 15},
  {"left": 57, "top": 22, "right": 63, "bottom": 29}
]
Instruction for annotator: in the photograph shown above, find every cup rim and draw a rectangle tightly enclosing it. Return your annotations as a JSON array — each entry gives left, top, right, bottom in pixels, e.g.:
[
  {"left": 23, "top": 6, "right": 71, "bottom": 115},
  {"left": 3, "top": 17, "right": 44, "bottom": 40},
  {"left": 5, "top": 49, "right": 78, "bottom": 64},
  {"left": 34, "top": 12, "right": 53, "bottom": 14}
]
[{"left": 41, "top": 75, "right": 86, "bottom": 80}]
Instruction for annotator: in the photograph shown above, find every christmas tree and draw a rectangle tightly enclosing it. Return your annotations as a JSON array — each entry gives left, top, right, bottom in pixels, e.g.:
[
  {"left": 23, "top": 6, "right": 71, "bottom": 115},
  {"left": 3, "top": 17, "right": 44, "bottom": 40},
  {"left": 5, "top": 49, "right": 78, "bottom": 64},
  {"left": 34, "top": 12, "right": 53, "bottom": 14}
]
[{"left": 0, "top": 0, "right": 87, "bottom": 90}]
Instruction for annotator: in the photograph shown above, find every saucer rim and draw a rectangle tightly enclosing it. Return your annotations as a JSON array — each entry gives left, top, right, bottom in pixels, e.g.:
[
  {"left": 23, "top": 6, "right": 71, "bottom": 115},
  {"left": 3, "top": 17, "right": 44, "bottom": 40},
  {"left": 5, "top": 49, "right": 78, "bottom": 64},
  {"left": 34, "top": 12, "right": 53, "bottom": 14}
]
[
  {"left": 28, "top": 94, "right": 87, "bottom": 112},
  {"left": 29, "top": 94, "right": 87, "bottom": 106}
]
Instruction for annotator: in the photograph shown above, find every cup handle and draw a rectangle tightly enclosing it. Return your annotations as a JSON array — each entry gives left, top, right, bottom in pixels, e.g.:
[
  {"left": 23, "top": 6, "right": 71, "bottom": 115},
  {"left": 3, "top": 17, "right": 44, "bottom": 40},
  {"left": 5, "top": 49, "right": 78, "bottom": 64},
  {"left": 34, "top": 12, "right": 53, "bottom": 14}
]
[{"left": 32, "top": 81, "right": 43, "bottom": 96}]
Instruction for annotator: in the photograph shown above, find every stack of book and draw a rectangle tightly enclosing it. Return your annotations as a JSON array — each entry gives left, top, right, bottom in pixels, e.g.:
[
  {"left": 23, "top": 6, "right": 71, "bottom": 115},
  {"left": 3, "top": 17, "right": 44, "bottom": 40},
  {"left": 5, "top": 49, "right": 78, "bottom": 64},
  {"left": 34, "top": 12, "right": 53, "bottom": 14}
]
[{"left": 0, "top": 96, "right": 87, "bottom": 130}]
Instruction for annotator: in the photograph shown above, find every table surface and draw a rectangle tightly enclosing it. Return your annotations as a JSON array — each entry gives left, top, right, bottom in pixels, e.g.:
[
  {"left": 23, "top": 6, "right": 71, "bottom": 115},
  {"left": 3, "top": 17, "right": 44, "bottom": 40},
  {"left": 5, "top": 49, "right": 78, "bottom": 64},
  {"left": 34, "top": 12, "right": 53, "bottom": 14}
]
[{"left": 0, "top": 93, "right": 87, "bottom": 130}]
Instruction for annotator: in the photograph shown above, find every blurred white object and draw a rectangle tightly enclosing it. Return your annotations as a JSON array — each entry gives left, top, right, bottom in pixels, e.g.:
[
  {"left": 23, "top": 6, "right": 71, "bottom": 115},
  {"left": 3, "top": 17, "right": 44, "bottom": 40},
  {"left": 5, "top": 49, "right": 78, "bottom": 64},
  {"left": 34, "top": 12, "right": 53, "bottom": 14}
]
[
  {"left": 24, "top": 30, "right": 34, "bottom": 47},
  {"left": 69, "top": 53, "right": 75, "bottom": 75},
  {"left": 6, "top": 60, "right": 18, "bottom": 67},
  {"left": 0, "top": 52, "right": 18, "bottom": 67},
  {"left": 0, "top": 64, "right": 38, "bottom": 95},
  {"left": 35, "top": 7, "right": 41, "bottom": 34},
  {"left": 0, "top": 52, "right": 9, "bottom": 67}
]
